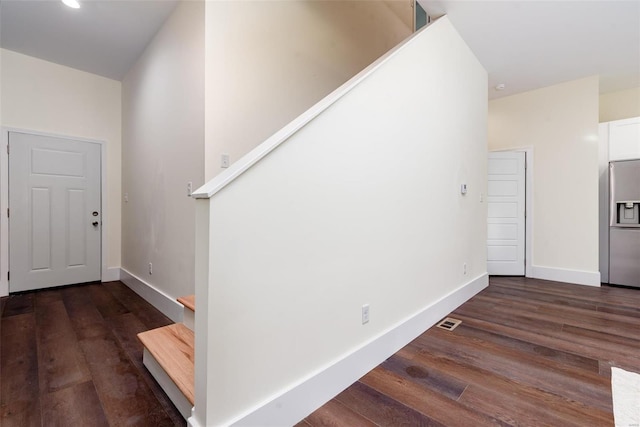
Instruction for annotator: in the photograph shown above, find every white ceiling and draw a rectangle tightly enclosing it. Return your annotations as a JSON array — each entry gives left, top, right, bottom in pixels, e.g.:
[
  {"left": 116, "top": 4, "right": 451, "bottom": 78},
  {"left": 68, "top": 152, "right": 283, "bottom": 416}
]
[
  {"left": 1, "top": 0, "right": 638, "bottom": 99},
  {"left": 0, "top": 0, "right": 178, "bottom": 80},
  {"left": 420, "top": 0, "right": 640, "bottom": 99}
]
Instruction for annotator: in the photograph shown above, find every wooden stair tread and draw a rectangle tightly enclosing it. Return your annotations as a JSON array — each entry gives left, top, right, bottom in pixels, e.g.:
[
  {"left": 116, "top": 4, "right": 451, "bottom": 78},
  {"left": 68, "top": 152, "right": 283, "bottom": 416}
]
[
  {"left": 177, "top": 295, "right": 195, "bottom": 312},
  {"left": 138, "top": 323, "right": 194, "bottom": 405}
]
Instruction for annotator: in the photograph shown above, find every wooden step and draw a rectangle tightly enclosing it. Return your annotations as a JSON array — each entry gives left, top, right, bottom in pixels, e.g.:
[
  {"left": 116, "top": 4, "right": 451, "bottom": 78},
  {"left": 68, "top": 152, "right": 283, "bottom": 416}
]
[
  {"left": 178, "top": 295, "right": 195, "bottom": 312},
  {"left": 138, "top": 323, "right": 194, "bottom": 416}
]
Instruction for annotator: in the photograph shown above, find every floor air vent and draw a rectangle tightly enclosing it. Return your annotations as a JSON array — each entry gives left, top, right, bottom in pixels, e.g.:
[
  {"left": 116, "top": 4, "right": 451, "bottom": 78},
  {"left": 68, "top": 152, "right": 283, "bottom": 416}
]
[{"left": 436, "top": 317, "right": 462, "bottom": 331}]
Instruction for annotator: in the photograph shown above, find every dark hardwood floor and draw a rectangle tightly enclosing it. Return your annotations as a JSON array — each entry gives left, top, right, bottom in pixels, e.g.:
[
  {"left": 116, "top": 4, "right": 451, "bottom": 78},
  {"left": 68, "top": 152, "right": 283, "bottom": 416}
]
[
  {"left": 2, "top": 277, "right": 638, "bottom": 426},
  {"left": 0, "top": 281, "right": 184, "bottom": 427},
  {"left": 300, "top": 276, "right": 640, "bottom": 426}
]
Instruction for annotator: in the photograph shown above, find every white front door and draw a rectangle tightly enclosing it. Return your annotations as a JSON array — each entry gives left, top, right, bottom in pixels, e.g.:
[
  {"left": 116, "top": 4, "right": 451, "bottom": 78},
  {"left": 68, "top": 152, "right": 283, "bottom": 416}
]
[
  {"left": 9, "top": 132, "right": 101, "bottom": 292},
  {"left": 487, "top": 151, "right": 526, "bottom": 275}
]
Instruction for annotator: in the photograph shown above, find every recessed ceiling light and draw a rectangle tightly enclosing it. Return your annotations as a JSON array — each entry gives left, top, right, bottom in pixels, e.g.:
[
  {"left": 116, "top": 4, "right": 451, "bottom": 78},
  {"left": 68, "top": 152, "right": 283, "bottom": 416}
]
[
  {"left": 62, "top": 0, "right": 80, "bottom": 9},
  {"left": 495, "top": 83, "right": 506, "bottom": 91}
]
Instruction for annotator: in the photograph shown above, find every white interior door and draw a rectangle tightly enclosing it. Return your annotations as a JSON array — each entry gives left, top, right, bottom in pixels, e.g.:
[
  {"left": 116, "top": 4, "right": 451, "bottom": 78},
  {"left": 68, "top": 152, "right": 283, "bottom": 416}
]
[
  {"left": 9, "top": 132, "right": 101, "bottom": 292},
  {"left": 487, "top": 151, "right": 526, "bottom": 275}
]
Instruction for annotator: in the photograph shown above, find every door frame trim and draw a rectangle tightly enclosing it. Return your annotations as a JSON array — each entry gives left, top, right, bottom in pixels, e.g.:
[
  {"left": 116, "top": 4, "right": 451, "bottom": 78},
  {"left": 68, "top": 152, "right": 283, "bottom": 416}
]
[
  {"left": 489, "top": 147, "right": 534, "bottom": 277},
  {"left": 1, "top": 127, "right": 108, "bottom": 296}
]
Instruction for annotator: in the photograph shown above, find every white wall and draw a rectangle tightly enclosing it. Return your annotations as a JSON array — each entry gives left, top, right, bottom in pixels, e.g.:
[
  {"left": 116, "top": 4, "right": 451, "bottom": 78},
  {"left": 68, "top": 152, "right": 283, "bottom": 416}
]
[
  {"left": 0, "top": 49, "right": 122, "bottom": 293},
  {"left": 383, "top": 0, "right": 413, "bottom": 29},
  {"left": 489, "top": 76, "right": 600, "bottom": 285},
  {"left": 193, "top": 17, "right": 487, "bottom": 426},
  {"left": 121, "top": 1, "right": 204, "bottom": 306},
  {"left": 204, "top": 0, "right": 411, "bottom": 181},
  {"left": 600, "top": 86, "right": 640, "bottom": 123}
]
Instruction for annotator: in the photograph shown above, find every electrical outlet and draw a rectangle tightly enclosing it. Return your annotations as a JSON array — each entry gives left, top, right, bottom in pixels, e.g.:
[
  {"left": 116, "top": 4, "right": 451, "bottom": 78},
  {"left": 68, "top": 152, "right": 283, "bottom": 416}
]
[
  {"left": 149, "top": 262, "right": 153, "bottom": 275},
  {"left": 362, "top": 304, "right": 370, "bottom": 325},
  {"left": 187, "top": 182, "right": 193, "bottom": 196},
  {"left": 124, "top": 193, "right": 129, "bottom": 203},
  {"left": 479, "top": 192, "right": 483, "bottom": 203},
  {"left": 221, "top": 154, "right": 230, "bottom": 168},
  {"left": 463, "top": 263, "right": 467, "bottom": 275}
]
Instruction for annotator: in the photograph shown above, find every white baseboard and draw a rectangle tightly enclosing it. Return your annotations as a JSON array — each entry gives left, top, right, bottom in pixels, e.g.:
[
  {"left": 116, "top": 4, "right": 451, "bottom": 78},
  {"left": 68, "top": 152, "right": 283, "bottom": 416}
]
[
  {"left": 531, "top": 265, "right": 601, "bottom": 287},
  {"left": 101, "top": 267, "right": 121, "bottom": 282},
  {"left": 187, "top": 413, "right": 203, "bottom": 427},
  {"left": 230, "top": 273, "right": 489, "bottom": 427},
  {"left": 120, "top": 268, "right": 183, "bottom": 322},
  {"left": 187, "top": 407, "right": 204, "bottom": 427}
]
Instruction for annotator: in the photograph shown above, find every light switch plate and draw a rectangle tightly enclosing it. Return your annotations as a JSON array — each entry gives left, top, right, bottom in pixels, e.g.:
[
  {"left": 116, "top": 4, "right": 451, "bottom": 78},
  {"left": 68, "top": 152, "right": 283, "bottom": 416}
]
[{"left": 362, "top": 304, "right": 370, "bottom": 324}]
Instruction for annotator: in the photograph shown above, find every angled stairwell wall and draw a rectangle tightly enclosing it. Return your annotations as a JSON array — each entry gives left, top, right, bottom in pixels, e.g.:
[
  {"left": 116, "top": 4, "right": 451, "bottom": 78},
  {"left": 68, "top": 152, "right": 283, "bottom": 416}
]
[{"left": 192, "top": 16, "right": 488, "bottom": 427}]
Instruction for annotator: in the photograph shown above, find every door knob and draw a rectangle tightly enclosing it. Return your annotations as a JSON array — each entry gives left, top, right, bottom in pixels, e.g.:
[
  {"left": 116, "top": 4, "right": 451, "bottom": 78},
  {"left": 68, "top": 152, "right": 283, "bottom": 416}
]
[{"left": 92, "top": 221, "right": 99, "bottom": 227}]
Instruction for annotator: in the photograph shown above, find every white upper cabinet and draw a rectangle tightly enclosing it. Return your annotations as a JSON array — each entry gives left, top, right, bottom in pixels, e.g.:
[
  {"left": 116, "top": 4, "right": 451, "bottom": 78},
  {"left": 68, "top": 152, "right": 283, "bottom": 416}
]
[{"left": 609, "top": 117, "right": 640, "bottom": 161}]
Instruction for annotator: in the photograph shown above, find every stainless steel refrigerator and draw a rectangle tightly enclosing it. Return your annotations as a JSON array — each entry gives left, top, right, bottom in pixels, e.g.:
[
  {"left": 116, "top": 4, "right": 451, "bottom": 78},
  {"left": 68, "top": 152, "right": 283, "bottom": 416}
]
[{"left": 609, "top": 159, "right": 640, "bottom": 287}]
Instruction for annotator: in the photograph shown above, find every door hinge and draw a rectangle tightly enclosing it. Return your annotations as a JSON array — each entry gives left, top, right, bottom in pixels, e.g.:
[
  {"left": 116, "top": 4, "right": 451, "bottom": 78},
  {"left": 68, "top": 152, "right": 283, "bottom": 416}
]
[
  {"left": 7, "top": 271, "right": 9, "bottom": 281},
  {"left": 6, "top": 145, "right": 8, "bottom": 155},
  {"left": 6, "top": 208, "right": 9, "bottom": 218}
]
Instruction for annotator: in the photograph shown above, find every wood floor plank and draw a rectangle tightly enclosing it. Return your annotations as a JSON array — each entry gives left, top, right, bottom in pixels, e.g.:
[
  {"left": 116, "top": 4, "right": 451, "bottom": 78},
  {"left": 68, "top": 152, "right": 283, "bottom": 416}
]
[
  {"left": 61, "top": 285, "right": 112, "bottom": 340},
  {"left": 596, "top": 303, "right": 640, "bottom": 320},
  {"left": 103, "top": 281, "right": 172, "bottom": 330},
  {"left": 1, "top": 313, "right": 39, "bottom": 405},
  {"left": 454, "top": 300, "right": 565, "bottom": 336},
  {"left": 561, "top": 325, "right": 640, "bottom": 369},
  {"left": 304, "top": 398, "right": 378, "bottom": 427},
  {"left": 453, "top": 312, "right": 640, "bottom": 376},
  {"left": 34, "top": 288, "right": 64, "bottom": 307},
  {"left": 453, "top": 298, "right": 640, "bottom": 362},
  {"left": 334, "top": 380, "right": 446, "bottom": 427},
  {"left": 360, "top": 367, "right": 508, "bottom": 426},
  {"left": 491, "top": 278, "right": 640, "bottom": 308},
  {"left": 110, "top": 312, "right": 154, "bottom": 366},
  {"left": 399, "top": 347, "right": 612, "bottom": 426},
  {"left": 110, "top": 312, "right": 185, "bottom": 426},
  {"left": 451, "top": 323, "right": 600, "bottom": 373},
  {"left": 475, "top": 292, "right": 640, "bottom": 338},
  {"left": 412, "top": 327, "right": 612, "bottom": 412},
  {"left": 486, "top": 282, "right": 640, "bottom": 319},
  {"left": 2, "top": 292, "right": 34, "bottom": 317},
  {"left": 1, "top": 308, "right": 38, "bottom": 427},
  {"left": 0, "top": 399, "right": 41, "bottom": 427},
  {"left": 380, "top": 354, "right": 467, "bottom": 400},
  {"left": 35, "top": 300, "right": 92, "bottom": 393},
  {"left": 40, "top": 380, "right": 109, "bottom": 427},
  {"left": 87, "top": 283, "right": 130, "bottom": 319},
  {"left": 78, "top": 333, "right": 177, "bottom": 426}
]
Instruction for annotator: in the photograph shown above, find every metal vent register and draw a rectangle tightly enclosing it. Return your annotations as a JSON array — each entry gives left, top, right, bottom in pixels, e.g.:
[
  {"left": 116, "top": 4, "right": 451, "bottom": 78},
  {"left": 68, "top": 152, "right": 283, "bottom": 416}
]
[{"left": 436, "top": 317, "right": 462, "bottom": 331}]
